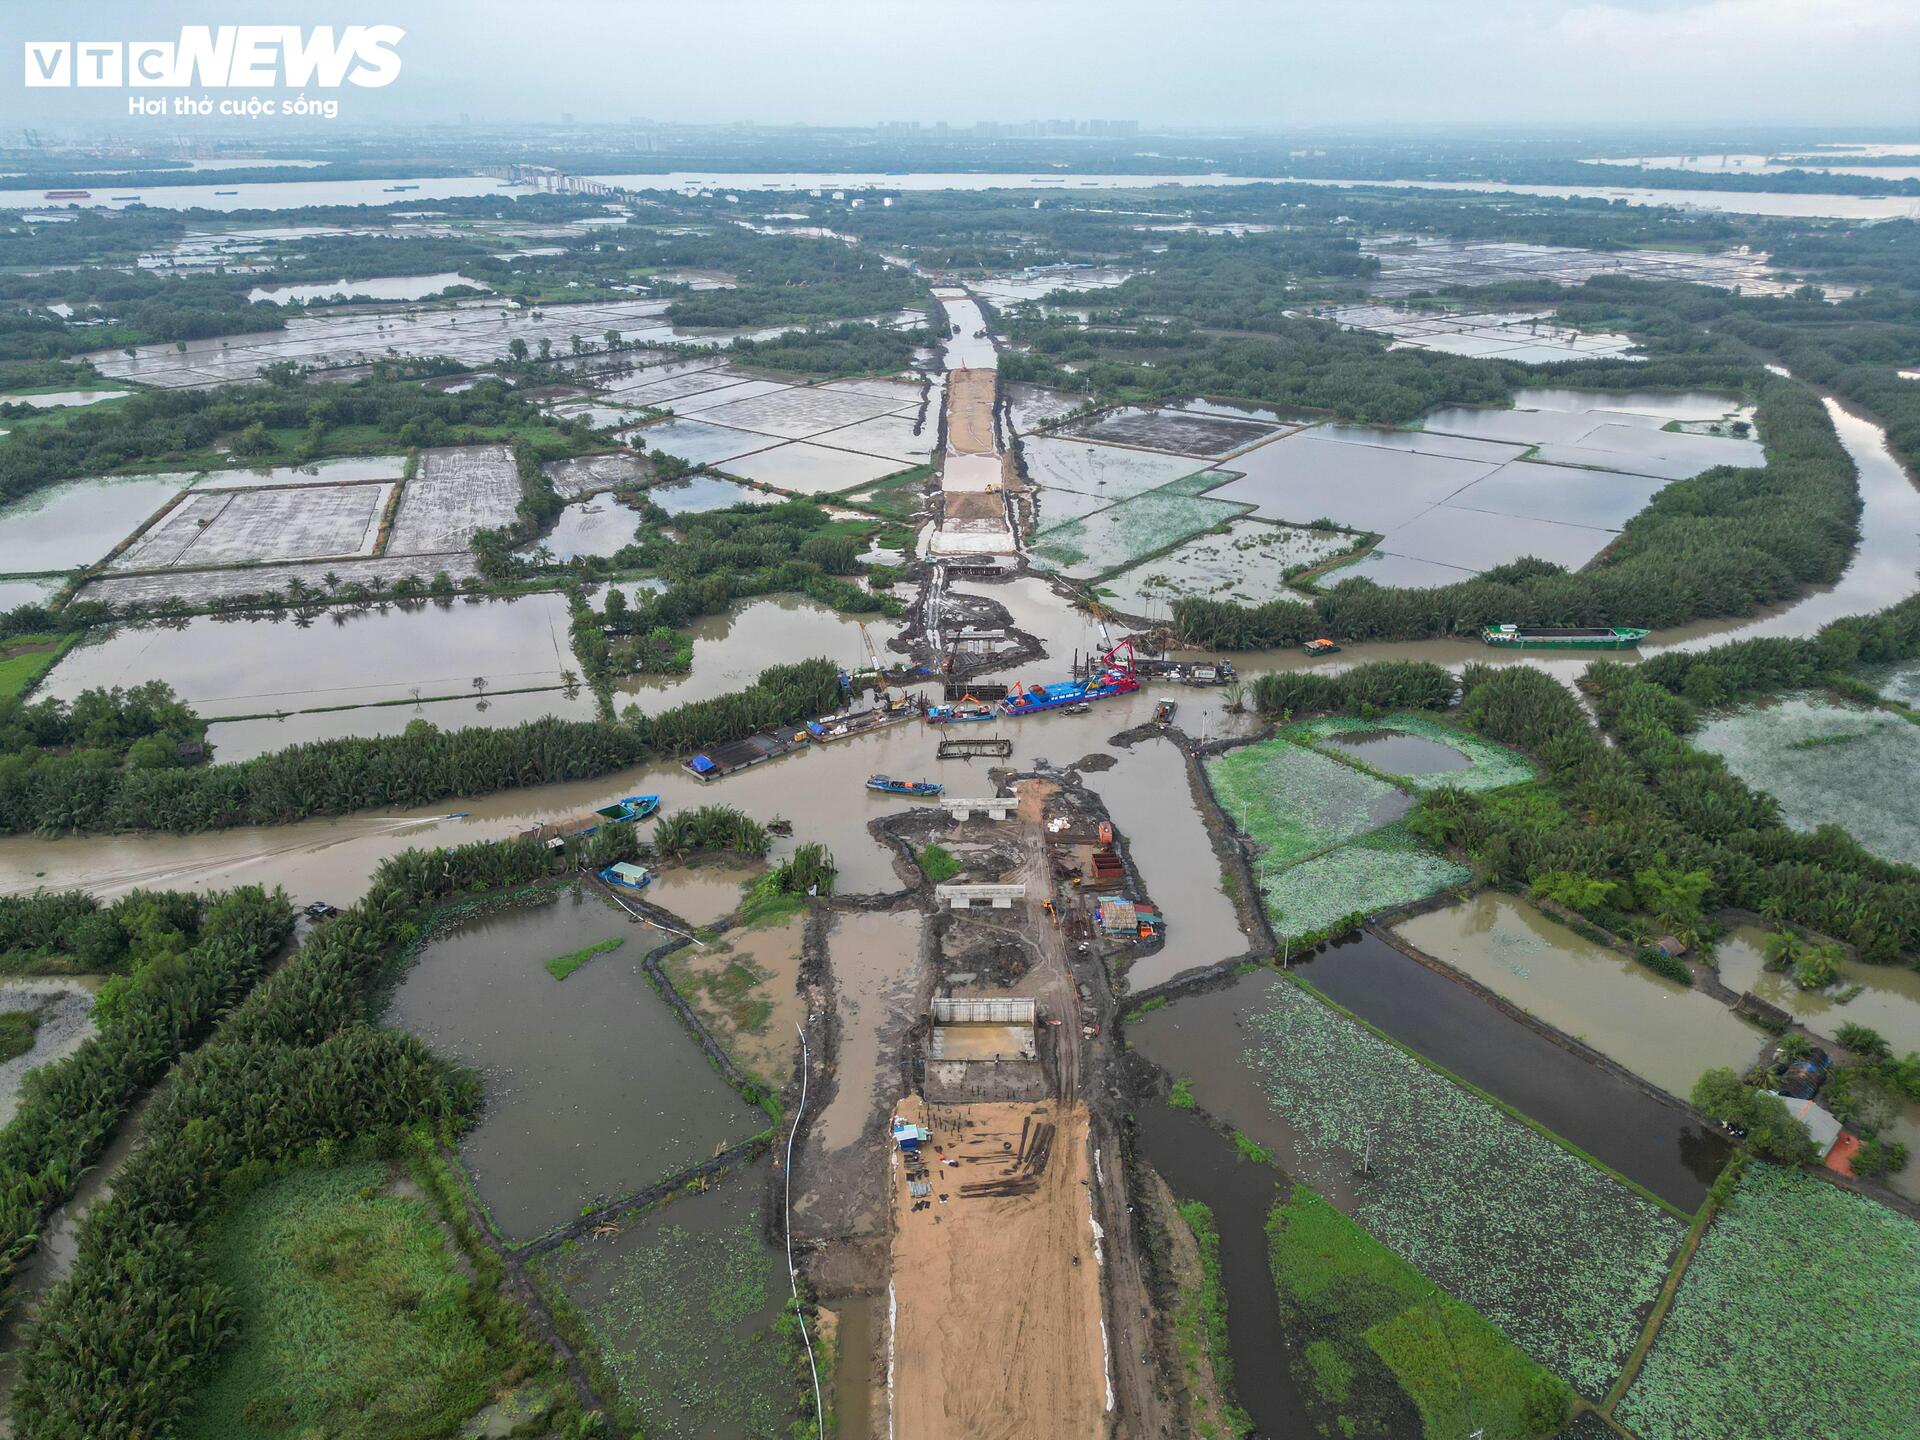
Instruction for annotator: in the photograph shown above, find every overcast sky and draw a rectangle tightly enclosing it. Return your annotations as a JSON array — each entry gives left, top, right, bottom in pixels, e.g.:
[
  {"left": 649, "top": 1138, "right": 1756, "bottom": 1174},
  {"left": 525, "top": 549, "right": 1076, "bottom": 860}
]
[{"left": 7, "top": 0, "right": 1919, "bottom": 133}]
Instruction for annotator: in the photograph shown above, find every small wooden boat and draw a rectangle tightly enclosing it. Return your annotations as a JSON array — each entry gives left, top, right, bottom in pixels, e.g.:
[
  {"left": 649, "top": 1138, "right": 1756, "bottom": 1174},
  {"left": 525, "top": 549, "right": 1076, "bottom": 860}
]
[
  {"left": 866, "top": 774, "right": 944, "bottom": 797},
  {"left": 1480, "top": 624, "right": 1650, "bottom": 650},
  {"left": 594, "top": 795, "right": 661, "bottom": 823},
  {"left": 1302, "top": 637, "right": 1341, "bottom": 657}
]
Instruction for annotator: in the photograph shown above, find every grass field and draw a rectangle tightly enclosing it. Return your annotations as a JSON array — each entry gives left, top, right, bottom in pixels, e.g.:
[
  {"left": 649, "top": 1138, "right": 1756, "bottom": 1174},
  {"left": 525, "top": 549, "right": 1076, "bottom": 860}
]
[
  {"left": 1268, "top": 1185, "right": 1572, "bottom": 1439},
  {"left": 1619, "top": 1163, "right": 1920, "bottom": 1440},
  {"left": 545, "top": 935, "right": 623, "bottom": 980},
  {"left": 185, "top": 1163, "right": 512, "bottom": 1440},
  {"left": 0, "top": 633, "right": 78, "bottom": 698}
]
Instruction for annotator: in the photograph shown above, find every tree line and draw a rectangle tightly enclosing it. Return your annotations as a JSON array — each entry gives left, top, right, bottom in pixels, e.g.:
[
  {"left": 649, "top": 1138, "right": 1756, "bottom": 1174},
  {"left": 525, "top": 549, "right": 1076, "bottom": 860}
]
[
  {"left": 10, "top": 832, "right": 593, "bottom": 1436},
  {"left": 0, "top": 657, "right": 841, "bottom": 835}
]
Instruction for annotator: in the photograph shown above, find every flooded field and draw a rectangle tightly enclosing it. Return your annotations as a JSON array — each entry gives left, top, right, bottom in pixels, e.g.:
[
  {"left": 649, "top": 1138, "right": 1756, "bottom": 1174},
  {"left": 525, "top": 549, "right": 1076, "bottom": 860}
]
[
  {"left": 114, "top": 481, "right": 392, "bottom": 569},
  {"left": 615, "top": 596, "right": 894, "bottom": 713},
  {"left": 532, "top": 1161, "right": 793, "bottom": 1438},
  {"left": 722, "top": 442, "right": 907, "bottom": 496},
  {"left": 1065, "top": 405, "right": 1287, "bottom": 457},
  {"left": 1206, "top": 391, "right": 1760, "bottom": 582},
  {"left": 1327, "top": 303, "right": 1640, "bottom": 362},
  {"left": 1100, "top": 518, "right": 1353, "bottom": 618},
  {"left": 0, "top": 473, "right": 194, "bottom": 573},
  {"left": 647, "top": 474, "right": 768, "bottom": 513},
  {"left": 533, "top": 495, "right": 645, "bottom": 559},
  {"left": 1395, "top": 894, "right": 1766, "bottom": 1099},
  {"left": 1298, "top": 937, "right": 1729, "bottom": 1206},
  {"left": 664, "top": 913, "right": 805, "bottom": 1090},
  {"left": 383, "top": 890, "right": 762, "bottom": 1240},
  {"left": 246, "top": 272, "right": 487, "bottom": 304},
  {"left": 1359, "top": 236, "right": 1816, "bottom": 300},
  {"left": 0, "top": 979, "right": 96, "bottom": 1127},
  {"left": 1716, "top": 923, "right": 1920, "bottom": 1056},
  {"left": 1130, "top": 972, "right": 1686, "bottom": 1393},
  {"left": 1694, "top": 695, "right": 1920, "bottom": 865},
  {"left": 0, "top": 388, "right": 128, "bottom": 410},
  {"left": 42, "top": 593, "right": 581, "bottom": 720},
  {"left": 1030, "top": 472, "right": 1249, "bottom": 580}
]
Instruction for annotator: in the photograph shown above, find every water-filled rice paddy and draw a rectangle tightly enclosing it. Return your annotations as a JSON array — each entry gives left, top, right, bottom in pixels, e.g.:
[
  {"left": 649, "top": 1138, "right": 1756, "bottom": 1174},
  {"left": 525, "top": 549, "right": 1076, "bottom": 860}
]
[
  {"left": 41, "top": 594, "right": 581, "bottom": 720},
  {"left": 1100, "top": 519, "right": 1352, "bottom": 616},
  {"left": 1029, "top": 472, "right": 1249, "bottom": 579},
  {"left": 1694, "top": 695, "right": 1920, "bottom": 866},
  {"left": 0, "top": 474, "right": 197, "bottom": 573}
]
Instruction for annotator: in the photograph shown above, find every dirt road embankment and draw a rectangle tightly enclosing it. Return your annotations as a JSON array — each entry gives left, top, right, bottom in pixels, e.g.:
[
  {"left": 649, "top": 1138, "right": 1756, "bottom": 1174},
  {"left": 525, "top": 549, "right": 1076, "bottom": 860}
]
[{"left": 945, "top": 369, "right": 999, "bottom": 456}]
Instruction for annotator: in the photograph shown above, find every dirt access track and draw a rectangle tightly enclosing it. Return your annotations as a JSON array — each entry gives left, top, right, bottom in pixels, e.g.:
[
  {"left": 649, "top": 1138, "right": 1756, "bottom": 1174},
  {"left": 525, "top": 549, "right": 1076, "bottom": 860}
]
[
  {"left": 946, "top": 369, "right": 999, "bottom": 456},
  {"left": 887, "top": 1098, "right": 1109, "bottom": 1439}
]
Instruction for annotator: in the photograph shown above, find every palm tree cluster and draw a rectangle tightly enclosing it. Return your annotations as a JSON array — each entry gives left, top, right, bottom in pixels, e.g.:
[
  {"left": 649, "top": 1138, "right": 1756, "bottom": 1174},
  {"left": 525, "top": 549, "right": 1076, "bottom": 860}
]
[
  {"left": 0, "top": 887, "right": 292, "bottom": 1316},
  {"left": 649, "top": 805, "right": 770, "bottom": 861},
  {"left": 1251, "top": 661, "right": 1456, "bottom": 719},
  {"left": 1410, "top": 600, "right": 1920, "bottom": 966},
  {"left": 12, "top": 832, "right": 576, "bottom": 1436},
  {"left": 0, "top": 658, "right": 841, "bottom": 836}
]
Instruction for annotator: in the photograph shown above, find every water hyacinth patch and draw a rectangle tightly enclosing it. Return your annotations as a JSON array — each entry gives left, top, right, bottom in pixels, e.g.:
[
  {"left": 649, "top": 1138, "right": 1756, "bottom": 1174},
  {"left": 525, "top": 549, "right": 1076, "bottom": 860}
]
[
  {"left": 1258, "top": 832, "right": 1470, "bottom": 936},
  {"left": 1619, "top": 1163, "right": 1920, "bottom": 1440},
  {"left": 1242, "top": 982, "right": 1685, "bottom": 1395},
  {"left": 534, "top": 1168, "right": 794, "bottom": 1438},
  {"left": 1292, "top": 713, "right": 1538, "bottom": 793},
  {"left": 1208, "top": 740, "right": 1410, "bottom": 867},
  {"left": 1693, "top": 694, "right": 1920, "bottom": 865}
]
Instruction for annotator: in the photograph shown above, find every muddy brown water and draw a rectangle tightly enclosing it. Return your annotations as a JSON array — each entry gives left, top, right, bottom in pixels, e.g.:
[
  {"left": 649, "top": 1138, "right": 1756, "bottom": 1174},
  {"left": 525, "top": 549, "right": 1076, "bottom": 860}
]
[
  {"left": 831, "top": 1294, "right": 876, "bottom": 1440},
  {"left": 614, "top": 596, "right": 899, "bottom": 713},
  {"left": 1393, "top": 894, "right": 1767, "bottom": 1100},
  {"left": 2, "top": 399, "right": 1911, "bottom": 932},
  {"left": 381, "top": 890, "right": 761, "bottom": 1241},
  {"left": 1717, "top": 922, "right": 1920, "bottom": 1056},
  {"left": 1323, "top": 730, "right": 1473, "bottom": 776},
  {"left": 1088, "top": 738, "right": 1251, "bottom": 992},
  {"left": 42, "top": 595, "right": 582, "bottom": 720},
  {"left": 816, "top": 910, "right": 923, "bottom": 1155},
  {"left": 1299, "top": 934, "right": 1728, "bottom": 1207},
  {"left": 1132, "top": 1101, "right": 1312, "bottom": 1440}
]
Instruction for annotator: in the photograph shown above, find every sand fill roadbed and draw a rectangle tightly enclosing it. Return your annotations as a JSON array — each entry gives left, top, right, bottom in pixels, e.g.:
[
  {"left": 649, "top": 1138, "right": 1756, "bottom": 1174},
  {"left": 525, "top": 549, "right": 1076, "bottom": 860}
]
[
  {"left": 946, "top": 369, "right": 999, "bottom": 456},
  {"left": 887, "top": 1098, "right": 1109, "bottom": 1439}
]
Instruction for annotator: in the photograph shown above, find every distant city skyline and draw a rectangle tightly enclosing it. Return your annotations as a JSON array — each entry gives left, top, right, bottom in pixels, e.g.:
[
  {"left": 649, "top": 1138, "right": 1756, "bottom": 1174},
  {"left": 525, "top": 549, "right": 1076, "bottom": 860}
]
[{"left": 3, "top": 0, "right": 1917, "bottom": 134}]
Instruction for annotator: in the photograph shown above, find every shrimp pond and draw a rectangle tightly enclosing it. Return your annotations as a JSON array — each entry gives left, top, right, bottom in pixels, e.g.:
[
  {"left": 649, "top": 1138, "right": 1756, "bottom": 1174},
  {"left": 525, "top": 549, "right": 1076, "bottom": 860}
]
[{"left": 382, "top": 889, "right": 763, "bottom": 1241}]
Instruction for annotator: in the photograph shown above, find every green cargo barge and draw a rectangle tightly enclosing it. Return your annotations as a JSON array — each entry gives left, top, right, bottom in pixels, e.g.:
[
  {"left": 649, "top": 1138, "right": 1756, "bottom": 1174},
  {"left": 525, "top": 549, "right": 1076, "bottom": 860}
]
[{"left": 1480, "top": 624, "right": 1650, "bottom": 650}]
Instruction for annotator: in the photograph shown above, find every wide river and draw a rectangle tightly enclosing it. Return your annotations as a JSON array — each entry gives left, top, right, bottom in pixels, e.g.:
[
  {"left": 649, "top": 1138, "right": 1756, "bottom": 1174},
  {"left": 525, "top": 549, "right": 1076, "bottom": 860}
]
[{"left": 1, "top": 171, "right": 1907, "bottom": 220}]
